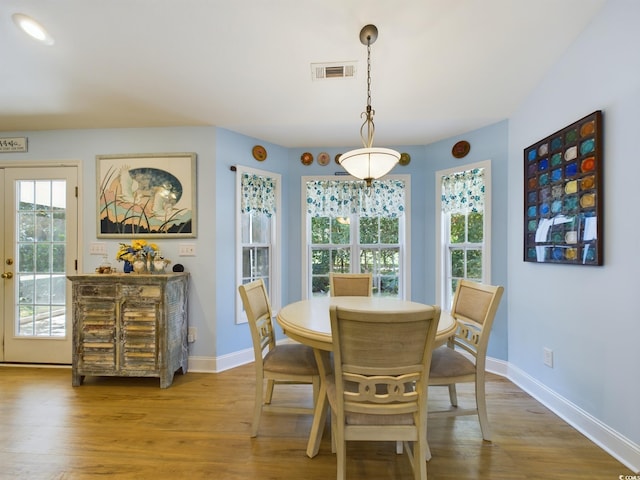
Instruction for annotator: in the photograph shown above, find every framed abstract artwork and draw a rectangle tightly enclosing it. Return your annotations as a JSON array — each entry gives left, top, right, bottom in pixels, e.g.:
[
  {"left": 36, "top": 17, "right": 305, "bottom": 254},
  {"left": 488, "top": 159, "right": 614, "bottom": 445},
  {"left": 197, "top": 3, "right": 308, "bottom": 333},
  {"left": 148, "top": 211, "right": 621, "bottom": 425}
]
[
  {"left": 97, "top": 152, "right": 197, "bottom": 238},
  {"left": 523, "top": 111, "right": 603, "bottom": 265}
]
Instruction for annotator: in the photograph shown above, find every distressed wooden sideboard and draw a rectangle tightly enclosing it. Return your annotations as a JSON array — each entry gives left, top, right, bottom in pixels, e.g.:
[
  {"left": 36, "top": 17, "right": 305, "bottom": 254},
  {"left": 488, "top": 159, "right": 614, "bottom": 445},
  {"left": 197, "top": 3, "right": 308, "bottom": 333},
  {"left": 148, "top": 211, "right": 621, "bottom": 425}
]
[{"left": 67, "top": 272, "right": 189, "bottom": 388}]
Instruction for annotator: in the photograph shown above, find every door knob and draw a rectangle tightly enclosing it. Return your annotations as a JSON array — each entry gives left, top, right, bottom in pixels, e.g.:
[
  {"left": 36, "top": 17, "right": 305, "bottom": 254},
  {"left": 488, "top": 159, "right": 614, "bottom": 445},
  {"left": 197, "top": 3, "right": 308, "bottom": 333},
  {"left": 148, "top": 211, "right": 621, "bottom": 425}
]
[{"left": 1, "top": 272, "right": 13, "bottom": 279}]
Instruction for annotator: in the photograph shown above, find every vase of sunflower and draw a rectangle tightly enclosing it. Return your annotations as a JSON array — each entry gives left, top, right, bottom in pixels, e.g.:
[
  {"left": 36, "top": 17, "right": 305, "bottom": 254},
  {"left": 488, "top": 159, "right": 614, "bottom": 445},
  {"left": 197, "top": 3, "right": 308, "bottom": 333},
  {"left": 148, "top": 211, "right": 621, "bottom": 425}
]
[{"left": 116, "top": 240, "right": 159, "bottom": 273}]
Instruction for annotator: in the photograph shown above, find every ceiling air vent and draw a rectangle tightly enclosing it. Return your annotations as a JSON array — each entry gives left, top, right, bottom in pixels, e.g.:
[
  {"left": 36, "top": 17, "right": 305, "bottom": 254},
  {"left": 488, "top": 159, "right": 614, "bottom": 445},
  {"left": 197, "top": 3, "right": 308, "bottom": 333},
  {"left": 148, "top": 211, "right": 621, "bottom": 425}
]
[{"left": 311, "top": 62, "right": 357, "bottom": 81}]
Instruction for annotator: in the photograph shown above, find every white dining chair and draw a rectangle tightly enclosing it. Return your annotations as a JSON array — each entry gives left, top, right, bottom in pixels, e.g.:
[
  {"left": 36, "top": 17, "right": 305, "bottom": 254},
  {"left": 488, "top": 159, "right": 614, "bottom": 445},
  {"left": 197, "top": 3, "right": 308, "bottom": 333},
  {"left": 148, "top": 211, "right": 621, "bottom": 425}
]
[
  {"left": 329, "top": 272, "right": 372, "bottom": 297},
  {"left": 428, "top": 279, "right": 504, "bottom": 441},
  {"left": 238, "top": 279, "right": 320, "bottom": 437},
  {"left": 327, "top": 303, "right": 441, "bottom": 480}
]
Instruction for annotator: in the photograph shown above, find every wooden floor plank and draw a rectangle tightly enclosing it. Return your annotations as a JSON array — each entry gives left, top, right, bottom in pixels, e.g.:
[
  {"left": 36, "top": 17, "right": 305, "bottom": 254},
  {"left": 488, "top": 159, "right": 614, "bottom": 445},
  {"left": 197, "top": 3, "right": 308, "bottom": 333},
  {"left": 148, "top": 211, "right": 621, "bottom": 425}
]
[{"left": 0, "top": 365, "right": 632, "bottom": 479}]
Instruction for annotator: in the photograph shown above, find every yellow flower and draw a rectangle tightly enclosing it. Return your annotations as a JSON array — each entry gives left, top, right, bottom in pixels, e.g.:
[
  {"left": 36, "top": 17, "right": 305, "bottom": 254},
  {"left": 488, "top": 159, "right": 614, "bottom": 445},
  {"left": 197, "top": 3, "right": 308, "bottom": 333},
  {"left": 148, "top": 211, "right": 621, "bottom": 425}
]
[{"left": 132, "top": 239, "right": 147, "bottom": 250}]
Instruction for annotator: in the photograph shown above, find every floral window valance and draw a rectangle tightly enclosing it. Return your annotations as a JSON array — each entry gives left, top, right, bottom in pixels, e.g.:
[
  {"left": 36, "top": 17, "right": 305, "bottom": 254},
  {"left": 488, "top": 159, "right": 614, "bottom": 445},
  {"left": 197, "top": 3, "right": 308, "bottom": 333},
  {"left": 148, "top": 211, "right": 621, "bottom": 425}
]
[
  {"left": 306, "top": 179, "right": 405, "bottom": 218},
  {"left": 241, "top": 172, "right": 276, "bottom": 216},
  {"left": 441, "top": 168, "right": 485, "bottom": 214}
]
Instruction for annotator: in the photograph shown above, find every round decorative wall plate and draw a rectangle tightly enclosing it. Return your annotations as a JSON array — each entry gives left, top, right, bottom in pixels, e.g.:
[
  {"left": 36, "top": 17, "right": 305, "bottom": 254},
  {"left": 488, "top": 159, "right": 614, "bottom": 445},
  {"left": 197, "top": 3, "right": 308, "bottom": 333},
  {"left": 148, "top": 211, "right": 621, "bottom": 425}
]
[
  {"left": 317, "top": 152, "right": 330, "bottom": 166},
  {"left": 452, "top": 140, "right": 470, "bottom": 159},
  {"left": 252, "top": 145, "right": 267, "bottom": 161},
  {"left": 301, "top": 152, "right": 313, "bottom": 166},
  {"left": 399, "top": 152, "right": 411, "bottom": 166},
  {"left": 335, "top": 153, "right": 342, "bottom": 165}
]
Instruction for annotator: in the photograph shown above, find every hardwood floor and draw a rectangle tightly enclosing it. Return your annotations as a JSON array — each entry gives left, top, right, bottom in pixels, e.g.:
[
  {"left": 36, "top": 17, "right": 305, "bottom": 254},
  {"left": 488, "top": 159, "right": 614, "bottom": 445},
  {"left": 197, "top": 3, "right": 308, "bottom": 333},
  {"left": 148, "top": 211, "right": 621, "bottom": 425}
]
[{"left": 0, "top": 365, "right": 632, "bottom": 479}]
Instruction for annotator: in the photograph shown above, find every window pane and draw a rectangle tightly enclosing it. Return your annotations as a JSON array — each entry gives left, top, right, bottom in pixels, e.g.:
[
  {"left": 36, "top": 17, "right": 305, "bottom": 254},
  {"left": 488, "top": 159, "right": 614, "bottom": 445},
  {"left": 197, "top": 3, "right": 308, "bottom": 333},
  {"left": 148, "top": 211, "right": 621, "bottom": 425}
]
[
  {"left": 380, "top": 276, "right": 399, "bottom": 296},
  {"left": 251, "top": 214, "right": 270, "bottom": 244},
  {"left": 379, "top": 248, "right": 399, "bottom": 275},
  {"left": 242, "top": 247, "right": 270, "bottom": 280},
  {"left": 51, "top": 275, "right": 66, "bottom": 305},
  {"left": 468, "top": 212, "right": 484, "bottom": 243},
  {"left": 450, "top": 214, "right": 465, "bottom": 243},
  {"left": 241, "top": 213, "right": 250, "bottom": 243},
  {"left": 35, "top": 181, "right": 52, "bottom": 207},
  {"left": 19, "top": 306, "right": 34, "bottom": 335},
  {"left": 360, "top": 249, "right": 375, "bottom": 273},
  {"left": 53, "top": 211, "right": 66, "bottom": 241},
  {"left": 36, "top": 243, "right": 50, "bottom": 273},
  {"left": 19, "top": 212, "right": 35, "bottom": 241},
  {"left": 19, "top": 181, "right": 35, "bottom": 210},
  {"left": 35, "top": 306, "right": 52, "bottom": 336},
  {"left": 312, "top": 276, "right": 329, "bottom": 296},
  {"left": 451, "top": 249, "right": 464, "bottom": 277},
  {"left": 311, "top": 249, "right": 330, "bottom": 275},
  {"left": 331, "top": 218, "right": 350, "bottom": 244},
  {"left": 52, "top": 244, "right": 65, "bottom": 273},
  {"left": 331, "top": 248, "right": 351, "bottom": 273},
  {"left": 359, "top": 217, "right": 378, "bottom": 244},
  {"left": 467, "top": 249, "right": 483, "bottom": 279},
  {"left": 380, "top": 218, "right": 399, "bottom": 243},
  {"left": 242, "top": 248, "right": 252, "bottom": 277},
  {"left": 35, "top": 276, "right": 51, "bottom": 304},
  {"left": 36, "top": 212, "right": 52, "bottom": 242},
  {"left": 255, "top": 247, "right": 269, "bottom": 277},
  {"left": 19, "top": 275, "right": 35, "bottom": 303},
  {"left": 19, "top": 244, "right": 35, "bottom": 273},
  {"left": 311, "top": 217, "right": 330, "bottom": 244}
]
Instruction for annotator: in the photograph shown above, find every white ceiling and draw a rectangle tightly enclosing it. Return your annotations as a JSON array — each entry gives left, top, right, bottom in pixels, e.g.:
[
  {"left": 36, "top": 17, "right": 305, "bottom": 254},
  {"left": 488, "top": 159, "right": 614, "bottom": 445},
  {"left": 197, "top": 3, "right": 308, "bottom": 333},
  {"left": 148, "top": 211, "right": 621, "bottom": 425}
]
[{"left": 0, "top": 0, "right": 606, "bottom": 148}]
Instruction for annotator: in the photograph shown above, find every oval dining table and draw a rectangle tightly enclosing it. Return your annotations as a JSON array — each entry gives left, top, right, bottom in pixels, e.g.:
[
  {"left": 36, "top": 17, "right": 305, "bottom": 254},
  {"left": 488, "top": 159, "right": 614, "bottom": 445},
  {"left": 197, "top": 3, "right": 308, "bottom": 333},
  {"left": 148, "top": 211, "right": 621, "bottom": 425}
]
[{"left": 276, "top": 296, "right": 456, "bottom": 458}]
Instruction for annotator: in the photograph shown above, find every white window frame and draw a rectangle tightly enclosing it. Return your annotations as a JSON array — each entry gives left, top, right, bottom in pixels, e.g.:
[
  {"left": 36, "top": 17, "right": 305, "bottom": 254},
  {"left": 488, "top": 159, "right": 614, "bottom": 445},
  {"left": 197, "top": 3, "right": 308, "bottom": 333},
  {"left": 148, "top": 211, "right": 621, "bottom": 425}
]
[
  {"left": 435, "top": 160, "right": 492, "bottom": 309},
  {"left": 301, "top": 174, "right": 411, "bottom": 300},
  {"left": 235, "top": 165, "right": 282, "bottom": 324}
]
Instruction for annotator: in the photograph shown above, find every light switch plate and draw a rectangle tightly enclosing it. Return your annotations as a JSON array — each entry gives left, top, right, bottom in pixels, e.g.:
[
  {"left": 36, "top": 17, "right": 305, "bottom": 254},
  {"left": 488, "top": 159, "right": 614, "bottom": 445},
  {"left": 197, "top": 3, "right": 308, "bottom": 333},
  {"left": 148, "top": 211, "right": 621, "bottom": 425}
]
[
  {"left": 89, "top": 242, "right": 107, "bottom": 255},
  {"left": 179, "top": 244, "right": 196, "bottom": 256}
]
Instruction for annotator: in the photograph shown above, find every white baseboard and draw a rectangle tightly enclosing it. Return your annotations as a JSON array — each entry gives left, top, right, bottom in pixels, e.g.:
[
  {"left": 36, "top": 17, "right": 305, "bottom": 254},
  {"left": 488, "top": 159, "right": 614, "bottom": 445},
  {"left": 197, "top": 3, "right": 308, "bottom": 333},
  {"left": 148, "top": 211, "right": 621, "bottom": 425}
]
[
  {"left": 506, "top": 362, "right": 640, "bottom": 474},
  {"left": 187, "top": 348, "right": 253, "bottom": 373}
]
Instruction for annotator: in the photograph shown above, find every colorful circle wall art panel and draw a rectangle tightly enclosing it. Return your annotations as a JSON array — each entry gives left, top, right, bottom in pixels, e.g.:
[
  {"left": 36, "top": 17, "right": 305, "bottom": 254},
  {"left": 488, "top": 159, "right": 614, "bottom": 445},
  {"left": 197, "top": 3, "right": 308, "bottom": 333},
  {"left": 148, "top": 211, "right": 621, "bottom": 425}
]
[{"left": 522, "top": 110, "right": 602, "bottom": 265}]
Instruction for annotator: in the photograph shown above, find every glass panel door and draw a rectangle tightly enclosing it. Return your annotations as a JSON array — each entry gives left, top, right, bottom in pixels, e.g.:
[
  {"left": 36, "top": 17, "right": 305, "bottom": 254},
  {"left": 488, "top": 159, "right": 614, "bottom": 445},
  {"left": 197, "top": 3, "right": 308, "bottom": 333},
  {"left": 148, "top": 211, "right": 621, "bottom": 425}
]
[{"left": 2, "top": 167, "right": 78, "bottom": 363}]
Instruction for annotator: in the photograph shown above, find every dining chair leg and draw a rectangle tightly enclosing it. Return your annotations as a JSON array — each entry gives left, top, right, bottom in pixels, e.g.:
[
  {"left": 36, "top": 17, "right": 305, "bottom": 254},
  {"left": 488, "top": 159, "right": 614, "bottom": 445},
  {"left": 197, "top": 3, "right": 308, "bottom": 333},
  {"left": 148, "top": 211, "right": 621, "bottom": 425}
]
[
  {"left": 476, "top": 376, "right": 492, "bottom": 441},
  {"left": 251, "top": 375, "right": 264, "bottom": 437},
  {"left": 415, "top": 439, "right": 427, "bottom": 480},
  {"left": 331, "top": 411, "right": 337, "bottom": 454},
  {"left": 265, "top": 378, "right": 275, "bottom": 404},
  {"left": 335, "top": 424, "right": 346, "bottom": 480},
  {"left": 447, "top": 383, "right": 458, "bottom": 407},
  {"left": 425, "top": 440, "right": 431, "bottom": 462}
]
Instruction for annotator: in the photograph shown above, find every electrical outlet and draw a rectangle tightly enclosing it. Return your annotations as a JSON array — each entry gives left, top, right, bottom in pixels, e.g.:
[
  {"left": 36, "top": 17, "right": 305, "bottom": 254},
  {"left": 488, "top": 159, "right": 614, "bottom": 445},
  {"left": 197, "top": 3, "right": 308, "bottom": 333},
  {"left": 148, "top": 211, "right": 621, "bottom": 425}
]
[
  {"left": 188, "top": 327, "right": 197, "bottom": 343},
  {"left": 179, "top": 244, "right": 196, "bottom": 256},
  {"left": 89, "top": 242, "right": 107, "bottom": 255},
  {"left": 543, "top": 347, "right": 554, "bottom": 368}
]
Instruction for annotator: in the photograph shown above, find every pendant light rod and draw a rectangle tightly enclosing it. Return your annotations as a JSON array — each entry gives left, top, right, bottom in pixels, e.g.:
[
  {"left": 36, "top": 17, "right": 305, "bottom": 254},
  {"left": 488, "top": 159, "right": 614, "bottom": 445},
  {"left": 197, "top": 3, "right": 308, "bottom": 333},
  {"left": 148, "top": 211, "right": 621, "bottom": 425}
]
[{"left": 339, "top": 24, "right": 400, "bottom": 187}]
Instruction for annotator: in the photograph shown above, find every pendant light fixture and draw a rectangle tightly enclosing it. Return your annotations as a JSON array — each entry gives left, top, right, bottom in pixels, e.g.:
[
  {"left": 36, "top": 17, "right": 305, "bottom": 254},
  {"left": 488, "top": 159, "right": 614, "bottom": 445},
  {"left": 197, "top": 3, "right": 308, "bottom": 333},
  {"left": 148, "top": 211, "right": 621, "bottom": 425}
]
[{"left": 339, "top": 24, "right": 400, "bottom": 186}]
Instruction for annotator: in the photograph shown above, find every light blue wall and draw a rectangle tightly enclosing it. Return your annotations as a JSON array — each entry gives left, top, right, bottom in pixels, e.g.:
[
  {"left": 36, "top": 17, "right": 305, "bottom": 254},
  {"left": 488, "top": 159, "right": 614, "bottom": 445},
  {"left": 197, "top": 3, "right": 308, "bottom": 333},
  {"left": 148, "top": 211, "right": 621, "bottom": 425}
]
[
  {"left": 213, "top": 123, "right": 509, "bottom": 360},
  {"left": 508, "top": 0, "right": 640, "bottom": 446},
  {"left": 422, "top": 121, "right": 509, "bottom": 360},
  {"left": 0, "top": 121, "right": 510, "bottom": 361},
  {"left": 214, "top": 128, "right": 290, "bottom": 355},
  {"left": 0, "top": 126, "right": 218, "bottom": 358}
]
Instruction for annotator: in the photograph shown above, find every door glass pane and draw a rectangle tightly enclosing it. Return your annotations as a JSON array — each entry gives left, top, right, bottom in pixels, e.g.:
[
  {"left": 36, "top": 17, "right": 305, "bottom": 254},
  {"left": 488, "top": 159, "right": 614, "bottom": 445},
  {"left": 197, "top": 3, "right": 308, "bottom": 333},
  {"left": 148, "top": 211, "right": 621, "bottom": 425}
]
[{"left": 15, "top": 180, "right": 67, "bottom": 337}]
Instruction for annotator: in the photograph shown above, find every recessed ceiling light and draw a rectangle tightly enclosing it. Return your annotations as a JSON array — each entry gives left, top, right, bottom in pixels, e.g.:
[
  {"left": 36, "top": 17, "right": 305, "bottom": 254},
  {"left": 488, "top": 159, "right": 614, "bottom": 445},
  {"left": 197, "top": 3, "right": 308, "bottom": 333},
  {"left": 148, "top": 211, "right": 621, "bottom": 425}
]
[{"left": 12, "top": 13, "right": 55, "bottom": 46}]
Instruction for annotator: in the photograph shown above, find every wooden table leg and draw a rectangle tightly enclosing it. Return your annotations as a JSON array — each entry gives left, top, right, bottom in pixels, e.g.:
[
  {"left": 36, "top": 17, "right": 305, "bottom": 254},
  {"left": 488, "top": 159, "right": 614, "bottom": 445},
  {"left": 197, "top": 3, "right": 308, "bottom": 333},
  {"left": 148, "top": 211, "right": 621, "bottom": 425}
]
[{"left": 306, "top": 349, "right": 331, "bottom": 458}]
